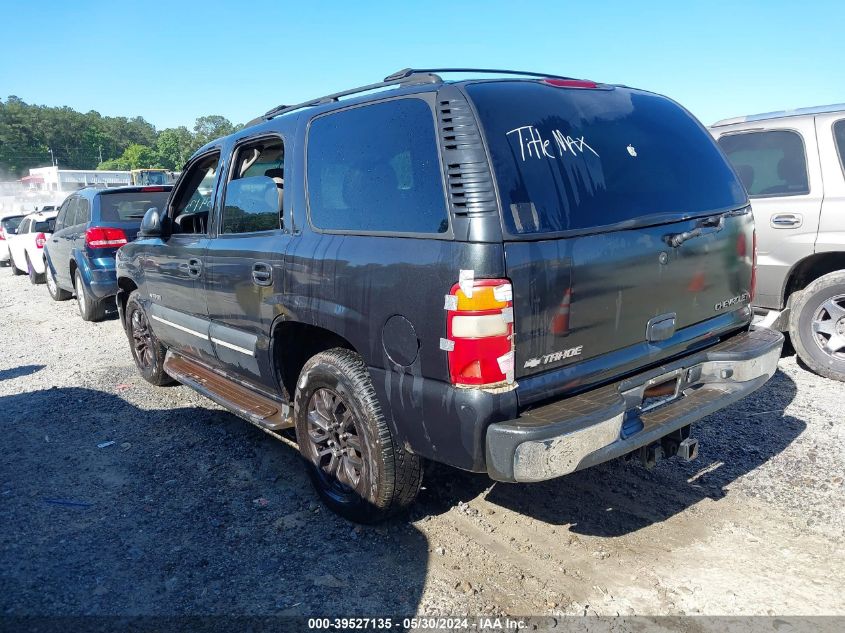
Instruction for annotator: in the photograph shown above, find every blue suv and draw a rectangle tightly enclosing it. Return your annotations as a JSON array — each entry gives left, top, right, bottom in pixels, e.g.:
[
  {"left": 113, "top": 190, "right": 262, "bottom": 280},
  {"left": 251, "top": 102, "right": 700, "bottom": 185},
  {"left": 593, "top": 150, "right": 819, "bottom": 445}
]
[{"left": 45, "top": 185, "right": 172, "bottom": 321}]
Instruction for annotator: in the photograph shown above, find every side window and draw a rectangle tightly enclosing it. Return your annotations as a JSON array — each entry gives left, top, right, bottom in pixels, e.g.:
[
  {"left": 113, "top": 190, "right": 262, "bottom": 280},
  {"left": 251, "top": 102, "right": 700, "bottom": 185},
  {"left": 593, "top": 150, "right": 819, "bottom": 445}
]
[
  {"left": 55, "top": 199, "right": 71, "bottom": 230},
  {"left": 307, "top": 98, "right": 449, "bottom": 234},
  {"left": 834, "top": 119, "right": 845, "bottom": 178},
  {"left": 168, "top": 153, "right": 220, "bottom": 234},
  {"left": 64, "top": 199, "right": 80, "bottom": 228},
  {"left": 17, "top": 218, "right": 31, "bottom": 234},
  {"left": 77, "top": 199, "right": 91, "bottom": 225},
  {"left": 221, "top": 137, "right": 284, "bottom": 234},
  {"left": 717, "top": 130, "right": 809, "bottom": 197}
]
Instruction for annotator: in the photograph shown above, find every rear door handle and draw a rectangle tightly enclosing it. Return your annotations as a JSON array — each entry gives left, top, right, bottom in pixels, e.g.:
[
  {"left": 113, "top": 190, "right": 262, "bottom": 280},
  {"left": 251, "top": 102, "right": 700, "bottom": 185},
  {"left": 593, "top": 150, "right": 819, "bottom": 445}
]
[
  {"left": 187, "top": 258, "right": 202, "bottom": 278},
  {"left": 770, "top": 213, "right": 803, "bottom": 228},
  {"left": 252, "top": 262, "right": 272, "bottom": 286}
]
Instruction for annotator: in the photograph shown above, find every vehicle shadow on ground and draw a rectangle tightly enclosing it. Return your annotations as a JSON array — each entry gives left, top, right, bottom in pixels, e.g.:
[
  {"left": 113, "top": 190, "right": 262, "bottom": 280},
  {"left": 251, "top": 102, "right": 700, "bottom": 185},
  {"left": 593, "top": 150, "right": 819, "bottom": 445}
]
[
  {"left": 0, "top": 386, "right": 428, "bottom": 616},
  {"left": 0, "top": 364, "right": 45, "bottom": 381},
  {"left": 419, "top": 367, "right": 804, "bottom": 537}
]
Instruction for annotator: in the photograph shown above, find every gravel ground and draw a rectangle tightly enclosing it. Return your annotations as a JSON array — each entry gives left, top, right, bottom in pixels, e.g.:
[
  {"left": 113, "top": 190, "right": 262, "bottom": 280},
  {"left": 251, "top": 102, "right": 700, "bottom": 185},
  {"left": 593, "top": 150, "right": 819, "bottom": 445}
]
[{"left": 1, "top": 270, "right": 843, "bottom": 618}]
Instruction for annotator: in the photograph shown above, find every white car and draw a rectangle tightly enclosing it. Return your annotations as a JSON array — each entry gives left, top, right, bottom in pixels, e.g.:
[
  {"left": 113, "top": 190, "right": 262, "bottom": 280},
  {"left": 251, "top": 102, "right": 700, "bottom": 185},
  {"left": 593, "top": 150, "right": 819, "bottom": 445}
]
[
  {"left": 0, "top": 211, "right": 26, "bottom": 267},
  {"left": 7, "top": 210, "right": 57, "bottom": 284}
]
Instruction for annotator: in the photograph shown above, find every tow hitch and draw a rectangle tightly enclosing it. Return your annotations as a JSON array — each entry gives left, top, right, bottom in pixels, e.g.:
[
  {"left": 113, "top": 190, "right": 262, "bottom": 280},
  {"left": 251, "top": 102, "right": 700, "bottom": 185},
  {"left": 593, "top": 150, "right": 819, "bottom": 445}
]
[{"left": 637, "top": 425, "right": 699, "bottom": 469}]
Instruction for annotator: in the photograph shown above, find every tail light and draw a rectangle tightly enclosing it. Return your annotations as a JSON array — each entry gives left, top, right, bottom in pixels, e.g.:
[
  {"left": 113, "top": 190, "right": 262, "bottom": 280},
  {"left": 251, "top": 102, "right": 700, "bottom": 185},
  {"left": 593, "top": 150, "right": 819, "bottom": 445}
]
[
  {"left": 0, "top": 228, "right": 5, "bottom": 240},
  {"left": 85, "top": 226, "right": 128, "bottom": 249},
  {"left": 543, "top": 78, "right": 598, "bottom": 89},
  {"left": 750, "top": 229, "right": 757, "bottom": 301},
  {"left": 35, "top": 233, "right": 46, "bottom": 248},
  {"left": 444, "top": 278, "right": 515, "bottom": 388},
  {"left": 140, "top": 186, "right": 166, "bottom": 192}
]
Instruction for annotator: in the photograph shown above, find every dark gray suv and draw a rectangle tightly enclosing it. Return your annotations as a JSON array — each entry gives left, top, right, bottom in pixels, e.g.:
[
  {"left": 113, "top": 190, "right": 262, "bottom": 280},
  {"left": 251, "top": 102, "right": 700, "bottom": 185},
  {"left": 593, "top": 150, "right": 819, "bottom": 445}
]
[{"left": 116, "top": 69, "right": 783, "bottom": 522}]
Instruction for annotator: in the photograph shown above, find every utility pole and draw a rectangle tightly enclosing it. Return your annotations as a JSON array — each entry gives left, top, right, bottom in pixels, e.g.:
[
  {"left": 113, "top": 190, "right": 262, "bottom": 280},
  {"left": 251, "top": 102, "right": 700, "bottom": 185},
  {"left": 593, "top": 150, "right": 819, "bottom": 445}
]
[
  {"left": 98, "top": 145, "right": 103, "bottom": 164},
  {"left": 48, "top": 148, "right": 56, "bottom": 167}
]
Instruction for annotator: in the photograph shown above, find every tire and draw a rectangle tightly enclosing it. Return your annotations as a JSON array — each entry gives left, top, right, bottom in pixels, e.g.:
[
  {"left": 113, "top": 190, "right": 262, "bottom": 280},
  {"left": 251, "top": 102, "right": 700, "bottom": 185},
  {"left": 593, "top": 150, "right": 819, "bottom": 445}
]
[
  {"left": 124, "top": 290, "right": 174, "bottom": 386},
  {"left": 294, "top": 348, "right": 422, "bottom": 523},
  {"left": 789, "top": 270, "right": 845, "bottom": 382},
  {"left": 26, "top": 254, "right": 44, "bottom": 284},
  {"left": 45, "top": 262, "right": 72, "bottom": 301},
  {"left": 74, "top": 269, "right": 106, "bottom": 322},
  {"left": 10, "top": 256, "right": 24, "bottom": 276}
]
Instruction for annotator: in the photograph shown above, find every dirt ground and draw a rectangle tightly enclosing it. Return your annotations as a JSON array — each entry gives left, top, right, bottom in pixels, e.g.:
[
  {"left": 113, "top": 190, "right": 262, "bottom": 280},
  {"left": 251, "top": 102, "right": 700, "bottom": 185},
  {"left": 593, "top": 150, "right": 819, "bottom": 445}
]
[{"left": 1, "top": 270, "right": 843, "bottom": 618}]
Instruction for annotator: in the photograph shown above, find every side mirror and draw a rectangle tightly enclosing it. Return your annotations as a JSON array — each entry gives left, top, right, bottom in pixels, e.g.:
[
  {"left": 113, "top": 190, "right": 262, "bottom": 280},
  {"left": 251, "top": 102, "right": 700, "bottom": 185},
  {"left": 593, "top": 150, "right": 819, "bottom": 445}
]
[{"left": 140, "top": 207, "right": 163, "bottom": 237}]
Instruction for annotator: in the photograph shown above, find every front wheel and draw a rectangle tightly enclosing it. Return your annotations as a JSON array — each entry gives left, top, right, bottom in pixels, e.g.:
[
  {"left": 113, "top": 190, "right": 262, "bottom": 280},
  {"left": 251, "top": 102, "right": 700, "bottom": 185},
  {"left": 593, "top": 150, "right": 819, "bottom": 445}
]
[
  {"left": 124, "top": 290, "right": 174, "bottom": 386},
  {"left": 789, "top": 271, "right": 845, "bottom": 382},
  {"left": 294, "top": 348, "right": 422, "bottom": 523}
]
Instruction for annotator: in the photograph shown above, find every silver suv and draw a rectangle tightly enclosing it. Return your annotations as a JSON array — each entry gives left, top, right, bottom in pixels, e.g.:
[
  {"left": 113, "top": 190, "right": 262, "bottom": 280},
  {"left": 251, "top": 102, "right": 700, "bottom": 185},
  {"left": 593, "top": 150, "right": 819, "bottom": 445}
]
[{"left": 711, "top": 105, "right": 845, "bottom": 382}]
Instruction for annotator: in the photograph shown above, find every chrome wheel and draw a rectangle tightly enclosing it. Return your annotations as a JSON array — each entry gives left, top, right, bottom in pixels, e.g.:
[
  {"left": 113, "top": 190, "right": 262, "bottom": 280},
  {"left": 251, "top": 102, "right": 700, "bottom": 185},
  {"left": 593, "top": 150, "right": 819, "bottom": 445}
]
[
  {"left": 811, "top": 293, "right": 845, "bottom": 360},
  {"left": 306, "top": 388, "right": 365, "bottom": 501},
  {"left": 130, "top": 308, "right": 154, "bottom": 369}
]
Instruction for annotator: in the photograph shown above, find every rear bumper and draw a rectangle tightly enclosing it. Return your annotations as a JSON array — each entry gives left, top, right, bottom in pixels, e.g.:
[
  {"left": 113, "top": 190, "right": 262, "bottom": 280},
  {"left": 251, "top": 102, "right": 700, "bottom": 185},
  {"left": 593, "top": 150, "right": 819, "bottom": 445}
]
[
  {"left": 81, "top": 256, "right": 118, "bottom": 299},
  {"left": 485, "top": 327, "right": 784, "bottom": 482}
]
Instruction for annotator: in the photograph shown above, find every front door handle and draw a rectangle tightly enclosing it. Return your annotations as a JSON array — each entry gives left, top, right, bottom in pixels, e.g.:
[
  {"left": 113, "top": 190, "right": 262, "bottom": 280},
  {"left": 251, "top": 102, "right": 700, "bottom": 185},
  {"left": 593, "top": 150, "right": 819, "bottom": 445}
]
[
  {"left": 770, "top": 213, "right": 803, "bottom": 228},
  {"left": 252, "top": 262, "right": 272, "bottom": 286},
  {"left": 187, "top": 258, "right": 202, "bottom": 278}
]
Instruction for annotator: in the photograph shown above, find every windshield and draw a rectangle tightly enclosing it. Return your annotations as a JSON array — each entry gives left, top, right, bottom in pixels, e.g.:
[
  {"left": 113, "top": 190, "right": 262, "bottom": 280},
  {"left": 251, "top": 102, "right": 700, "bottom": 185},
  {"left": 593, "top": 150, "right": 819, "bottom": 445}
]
[
  {"left": 98, "top": 191, "right": 170, "bottom": 221},
  {"left": 466, "top": 82, "right": 746, "bottom": 235}
]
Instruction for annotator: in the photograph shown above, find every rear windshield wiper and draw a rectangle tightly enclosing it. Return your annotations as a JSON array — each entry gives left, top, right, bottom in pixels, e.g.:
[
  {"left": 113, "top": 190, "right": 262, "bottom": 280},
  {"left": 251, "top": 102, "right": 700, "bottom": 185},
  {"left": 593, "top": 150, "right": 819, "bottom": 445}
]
[{"left": 663, "top": 214, "right": 725, "bottom": 248}]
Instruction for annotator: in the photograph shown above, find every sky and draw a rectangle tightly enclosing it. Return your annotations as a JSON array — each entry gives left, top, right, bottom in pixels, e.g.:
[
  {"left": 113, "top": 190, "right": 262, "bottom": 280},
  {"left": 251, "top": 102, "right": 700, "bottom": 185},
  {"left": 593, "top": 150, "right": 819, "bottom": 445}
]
[{"left": 0, "top": 0, "right": 842, "bottom": 131}]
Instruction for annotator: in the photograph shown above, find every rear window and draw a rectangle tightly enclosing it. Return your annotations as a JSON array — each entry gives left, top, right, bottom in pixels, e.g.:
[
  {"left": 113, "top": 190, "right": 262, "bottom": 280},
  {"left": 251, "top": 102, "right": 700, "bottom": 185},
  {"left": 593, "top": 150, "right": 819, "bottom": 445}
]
[
  {"left": 98, "top": 191, "right": 170, "bottom": 222},
  {"left": 307, "top": 98, "right": 449, "bottom": 234},
  {"left": 1, "top": 216, "right": 24, "bottom": 233},
  {"left": 717, "top": 130, "right": 809, "bottom": 197},
  {"left": 466, "top": 82, "right": 746, "bottom": 235}
]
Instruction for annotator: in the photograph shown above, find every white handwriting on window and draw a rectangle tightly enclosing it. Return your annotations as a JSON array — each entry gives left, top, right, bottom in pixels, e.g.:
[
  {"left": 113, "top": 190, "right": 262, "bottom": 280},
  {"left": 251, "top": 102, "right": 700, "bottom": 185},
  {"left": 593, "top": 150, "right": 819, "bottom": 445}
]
[{"left": 506, "top": 125, "right": 599, "bottom": 161}]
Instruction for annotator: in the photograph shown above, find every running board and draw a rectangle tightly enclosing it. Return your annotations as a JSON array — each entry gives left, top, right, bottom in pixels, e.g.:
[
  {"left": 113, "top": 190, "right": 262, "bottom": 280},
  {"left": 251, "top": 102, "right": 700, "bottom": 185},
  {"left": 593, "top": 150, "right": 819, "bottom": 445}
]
[{"left": 163, "top": 351, "right": 293, "bottom": 431}]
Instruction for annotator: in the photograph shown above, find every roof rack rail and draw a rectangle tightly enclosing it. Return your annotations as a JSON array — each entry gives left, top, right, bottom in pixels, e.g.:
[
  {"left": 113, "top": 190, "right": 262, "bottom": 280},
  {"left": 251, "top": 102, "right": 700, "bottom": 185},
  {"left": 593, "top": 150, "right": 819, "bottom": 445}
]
[
  {"left": 256, "top": 70, "right": 442, "bottom": 124},
  {"left": 383, "top": 67, "right": 578, "bottom": 82}
]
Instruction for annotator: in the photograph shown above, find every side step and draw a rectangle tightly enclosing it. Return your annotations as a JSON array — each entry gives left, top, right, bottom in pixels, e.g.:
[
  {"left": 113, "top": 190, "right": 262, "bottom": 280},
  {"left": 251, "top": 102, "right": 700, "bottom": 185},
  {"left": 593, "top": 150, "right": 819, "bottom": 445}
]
[{"left": 163, "top": 351, "right": 293, "bottom": 431}]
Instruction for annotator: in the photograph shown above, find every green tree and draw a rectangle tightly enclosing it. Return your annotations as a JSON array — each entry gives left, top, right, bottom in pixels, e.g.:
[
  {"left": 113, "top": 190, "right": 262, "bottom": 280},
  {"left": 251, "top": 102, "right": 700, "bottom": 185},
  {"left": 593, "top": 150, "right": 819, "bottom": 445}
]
[
  {"left": 193, "top": 115, "right": 238, "bottom": 147},
  {"left": 155, "top": 126, "right": 196, "bottom": 170}
]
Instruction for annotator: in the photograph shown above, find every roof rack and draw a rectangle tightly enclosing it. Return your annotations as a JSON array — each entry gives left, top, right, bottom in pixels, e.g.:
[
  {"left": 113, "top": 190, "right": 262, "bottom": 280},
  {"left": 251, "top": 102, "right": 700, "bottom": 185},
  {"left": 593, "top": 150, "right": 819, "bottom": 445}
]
[
  {"left": 383, "top": 67, "right": 578, "bottom": 82},
  {"left": 255, "top": 70, "right": 442, "bottom": 125},
  {"left": 251, "top": 67, "right": 580, "bottom": 126}
]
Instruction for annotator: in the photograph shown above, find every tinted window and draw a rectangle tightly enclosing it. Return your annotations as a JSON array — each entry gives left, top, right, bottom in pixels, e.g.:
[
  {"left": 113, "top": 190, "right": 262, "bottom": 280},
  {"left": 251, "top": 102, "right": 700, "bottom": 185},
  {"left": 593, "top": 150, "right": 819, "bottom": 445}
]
[
  {"left": 1, "top": 216, "right": 24, "bottom": 233},
  {"left": 33, "top": 218, "right": 55, "bottom": 232},
  {"left": 307, "top": 98, "right": 448, "bottom": 234},
  {"left": 77, "top": 199, "right": 91, "bottom": 225},
  {"left": 718, "top": 130, "right": 809, "bottom": 197},
  {"left": 222, "top": 177, "right": 280, "bottom": 233},
  {"left": 467, "top": 82, "right": 746, "bottom": 235},
  {"left": 55, "top": 201, "right": 70, "bottom": 230},
  {"left": 222, "top": 138, "right": 284, "bottom": 233},
  {"left": 17, "top": 218, "right": 31, "bottom": 234},
  {"left": 834, "top": 119, "right": 845, "bottom": 177},
  {"left": 98, "top": 191, "right": 170, "bottom": 222}
]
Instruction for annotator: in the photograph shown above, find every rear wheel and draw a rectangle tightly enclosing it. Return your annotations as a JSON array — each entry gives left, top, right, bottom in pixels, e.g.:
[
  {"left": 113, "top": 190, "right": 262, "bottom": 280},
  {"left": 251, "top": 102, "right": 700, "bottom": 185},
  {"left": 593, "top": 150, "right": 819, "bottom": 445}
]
[
  {"left": 26, "top": 254, "right": 44, "bottom": 284},
  {"left": 45, "top": 263, "right": 71, "bottom": 300},
  {"left": 125, "top": 290, "right": 173, "bottom": 386},
  {"left": 789, "top": 271, "right": 845, "bottom": 382},
  {"left": 294, "top": 348, "right": 422, "bottom": 523},
  {"left": 75, "top": 269, "right": 106, "bottom": 322},
  {"left": 10, "top": 256, "right": 24, "bottom": 276}
]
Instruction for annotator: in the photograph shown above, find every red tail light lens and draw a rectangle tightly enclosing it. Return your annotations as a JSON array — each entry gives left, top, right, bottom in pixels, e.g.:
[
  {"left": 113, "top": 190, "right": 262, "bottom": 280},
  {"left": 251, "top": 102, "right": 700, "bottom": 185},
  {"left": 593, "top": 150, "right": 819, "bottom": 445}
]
[
  {"left": 35, "top": 233, "right": 46, "bottom": 248},
  {"left": 85, "top": 226, "right": 128, "bottom": 249},
  {"left": 445, "top": 278, "right": 515, "bottom": 388},
  {"left": 140, "top": 186, "right": 166, "bottom": 192}
]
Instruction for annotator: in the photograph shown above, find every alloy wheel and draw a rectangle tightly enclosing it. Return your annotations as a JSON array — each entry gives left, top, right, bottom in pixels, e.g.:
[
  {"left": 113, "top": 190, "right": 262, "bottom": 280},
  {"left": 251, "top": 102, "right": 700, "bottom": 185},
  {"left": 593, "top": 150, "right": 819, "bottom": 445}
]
[
  {"left": 306, "top": 388, "right": 365, "bottom": 502},
  {"left": 811, "top": 293, "right": 845, "bottom": 360},
  {"left": 130, "top": 309, "right": 155, "bottom": 369}
]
